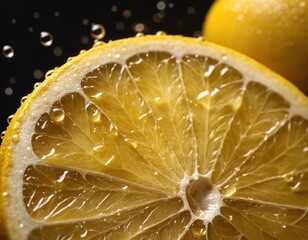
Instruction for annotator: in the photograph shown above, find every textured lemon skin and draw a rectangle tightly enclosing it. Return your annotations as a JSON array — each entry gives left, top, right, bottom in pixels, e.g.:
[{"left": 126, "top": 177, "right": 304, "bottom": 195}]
[
  {"left": 0, "top": 35, "right": 308, "bottom": 239},
  {"left": 203, "top": 0, "right": 308, "bottom": 93}
]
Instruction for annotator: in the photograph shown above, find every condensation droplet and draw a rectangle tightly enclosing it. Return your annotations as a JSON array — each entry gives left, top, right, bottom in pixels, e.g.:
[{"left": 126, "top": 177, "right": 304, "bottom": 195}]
[
  {"left": 34, "top": 82, "right": 41, "bottom": 89},
  {"left": 40, "top": 31, "right": 53, "bottom": 47},
  {"left": 136, "top": 32, "right": 144, "bottom": 37},
  {"left": 90, "top": 23, "right": 106, "bottom": 40},
  {"left": 12, "top": 133, "right": 19, "bottom": 142},
  {"left": 2, "top": 45, "right": 14, "bottom": 58},
  {"left": 7, "top": 115, "right": 14, "bottom": 124},
  {"left": 156, "top": 30, "right": 166, "bottom": 36},
  {"left": 220, "top": 184, "right": 236, "bottom": 197},
  {"left": 1, "top": 131, "right": 6, "bottom": 139},
  {"left": 50, "top": 108, "right": 65, "bottom": 122},
  {"left": 45, "top": 69, "right": 55, "bottom": 78},
  {"left": 20, "top": 96, "right": 27, "bottom": 104}
]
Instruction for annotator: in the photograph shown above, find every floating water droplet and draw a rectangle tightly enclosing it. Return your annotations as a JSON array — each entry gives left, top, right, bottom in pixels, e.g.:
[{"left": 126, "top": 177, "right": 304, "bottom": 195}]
[
  {"left": 40, "top": 31, "right": 53, "bottom": 47},
  {"left": 33, "top": 69, "right": 43, "bottom": 80},
  {"left": 123, "top": 9, "right": 132, "bottom": 18},
  {"left": 133, "top": 23, "right": 145, "bottom": 32},
  {"left": 50, "top": 107, "right": 65, "bottom": 122},
  {"left": 220, "top": 184, "right": 236, "bottom": 197},
  {"left": 2, "top": 45, "right": 14, "bottom": 58},
  {"left": 7, "top": 115, "right": 14, "bottom": 124},
  {"left": 20, "top": 96, "right": 27, "bottom": 104},
  {"left": 12, "top": 134, "right": 19, "bottom": 142},
  {"left": 90, "top": 23, "right": 106, "bottom": 40}
]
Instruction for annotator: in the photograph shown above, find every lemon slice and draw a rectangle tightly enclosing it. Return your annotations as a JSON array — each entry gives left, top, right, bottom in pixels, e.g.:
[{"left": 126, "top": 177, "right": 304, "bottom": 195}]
[{"left": 1, "top": 35, "right": 308, "bottom": 240}]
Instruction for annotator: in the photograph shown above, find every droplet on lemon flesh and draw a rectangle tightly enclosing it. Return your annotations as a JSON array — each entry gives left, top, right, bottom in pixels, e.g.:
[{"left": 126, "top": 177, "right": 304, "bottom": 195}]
[{"left": 3, "top": 39, "right": 308, "bottom": 239}]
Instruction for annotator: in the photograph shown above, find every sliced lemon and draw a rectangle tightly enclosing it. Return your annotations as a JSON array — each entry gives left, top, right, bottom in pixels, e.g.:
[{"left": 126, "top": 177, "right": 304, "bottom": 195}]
[{"left": 1, "top": 35, "right": 308, "bottom": 240}]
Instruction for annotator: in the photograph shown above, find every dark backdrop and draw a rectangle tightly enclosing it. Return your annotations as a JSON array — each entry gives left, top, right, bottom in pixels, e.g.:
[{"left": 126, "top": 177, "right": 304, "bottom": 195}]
[{"left": 0, "top": 0, "right": 214, "bottom": 134}]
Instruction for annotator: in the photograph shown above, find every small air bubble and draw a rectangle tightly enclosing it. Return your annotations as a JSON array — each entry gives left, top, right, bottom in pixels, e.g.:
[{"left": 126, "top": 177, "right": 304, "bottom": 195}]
[
  {"left": 2, "top": 45, "right": 14, "bottom": 58},
  {"left": 40, "top": 31, "right": 53, "bottom": 47},
  {"left": 90, "top": 23, "right": 106, "bottom": 40},
  {"left": 5, "top": 87, "right": 13, "bottom": 96}
]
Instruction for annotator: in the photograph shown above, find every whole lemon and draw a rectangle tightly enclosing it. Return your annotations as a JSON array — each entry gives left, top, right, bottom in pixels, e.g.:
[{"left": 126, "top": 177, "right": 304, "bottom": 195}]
[{"left": 203, "top": 0, "right": 308, "bottom": 93}]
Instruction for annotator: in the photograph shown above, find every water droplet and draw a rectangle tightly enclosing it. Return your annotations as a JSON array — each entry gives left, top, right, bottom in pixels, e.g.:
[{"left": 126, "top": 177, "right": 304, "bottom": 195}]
[
  {"left": 109, "top": 124, "right": 119, "bottom": 137},
  {"left": 2, "top": 45, "right": 14, "bottom": 58},
  {"left": 197, "top": 36, "right": 205, "bottom": 41},
  {"left": 1, "top": 131, "right": 6, "bottom": 139},
  {"left": 90, "top": 23, "right": 106, "bottom": 40},
  {"left": 133, "top": 23, "right": 145, "bottom": 32},
  {"left": 20, "top": 96, "right": 27, "bottom": 104},
  {"left": 45, "top": 69, "right": 54, "bottom": 78},
  {"left": 2, "top": 192, "right": 8, "bottom": 197},
  {"left": 136, "top": 32, "right": 144, "bottom": 37},
  {"left": 7, "top": 115, "right": 14, "bottom": 124},
  {"left": 33, "top": 69, "right": 43, "bottom": 80},
  {"left": 220, "top": 184, "right": 236, "bottom": 197},
  {"left": 156, "top": 30, "right": 166, "bottom": 36},
  {"left": 50, "top": 107, "right": 65, "bottom": 122},
  {"left": 53, "top": 46, "right": 63, "bottom": 57},
  {"left": 282, "top": 225, "right": 287, "bottom": 229},
  {"left": 123, "top": 9, "right": 132, "bottom": 18},
  {"left": 88, "top": 106, "right": 102, "bottom": 123},
  {"left": 12, "top": 134, "right": 19, "bottom": 142},
  {"left": 40, "top": 31, "right": 53, "bottom": 47},
  {"left": 34, "top": 82, "right": 41, "bottom": 89},
  {"left": 5, "top": 87, "right": 13, "bottom": 96}
]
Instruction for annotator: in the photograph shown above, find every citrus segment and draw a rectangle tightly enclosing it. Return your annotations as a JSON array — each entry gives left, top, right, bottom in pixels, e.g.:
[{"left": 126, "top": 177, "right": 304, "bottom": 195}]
[{"left": 1, "top": 36, "right": 308, "bottom": 239}]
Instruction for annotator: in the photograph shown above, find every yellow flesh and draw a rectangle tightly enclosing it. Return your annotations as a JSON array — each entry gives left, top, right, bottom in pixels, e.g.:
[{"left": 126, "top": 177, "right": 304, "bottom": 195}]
[{"left": 11, "top": 51, "right": 308, "bottom": 239}]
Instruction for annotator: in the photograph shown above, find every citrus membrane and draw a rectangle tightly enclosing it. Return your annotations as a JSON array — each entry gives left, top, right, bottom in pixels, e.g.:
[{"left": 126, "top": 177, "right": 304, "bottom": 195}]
[{"left": 1, "top": 35, "right": 308, "bottom": 239}]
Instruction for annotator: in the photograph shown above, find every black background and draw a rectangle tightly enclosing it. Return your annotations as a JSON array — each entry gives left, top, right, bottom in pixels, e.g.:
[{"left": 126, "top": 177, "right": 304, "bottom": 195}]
[{"left": 0, "top": 0, "right": 214, "bottom": 134}]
